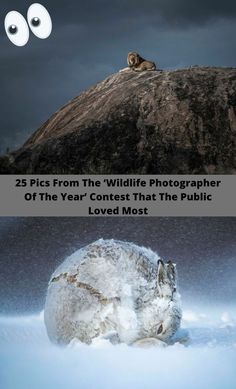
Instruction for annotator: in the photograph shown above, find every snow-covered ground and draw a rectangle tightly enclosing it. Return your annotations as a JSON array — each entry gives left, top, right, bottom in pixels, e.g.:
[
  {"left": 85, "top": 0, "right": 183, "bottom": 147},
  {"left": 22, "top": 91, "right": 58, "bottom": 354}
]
[{"left": 1, "top": 306, "right": 236, "bottom": 389}]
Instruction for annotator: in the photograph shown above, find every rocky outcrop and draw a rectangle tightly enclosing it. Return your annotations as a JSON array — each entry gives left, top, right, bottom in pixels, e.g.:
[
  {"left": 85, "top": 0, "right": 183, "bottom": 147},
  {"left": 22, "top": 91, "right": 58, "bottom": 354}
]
[{"left": 1, "top": 66, "right": 236, "bottom": 174}]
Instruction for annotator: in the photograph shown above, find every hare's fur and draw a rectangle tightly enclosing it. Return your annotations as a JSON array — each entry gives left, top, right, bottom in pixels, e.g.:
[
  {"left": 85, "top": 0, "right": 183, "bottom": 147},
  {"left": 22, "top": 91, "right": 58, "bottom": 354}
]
[{"left": 44, "top": 239, "right": 182, "bottom": 346}]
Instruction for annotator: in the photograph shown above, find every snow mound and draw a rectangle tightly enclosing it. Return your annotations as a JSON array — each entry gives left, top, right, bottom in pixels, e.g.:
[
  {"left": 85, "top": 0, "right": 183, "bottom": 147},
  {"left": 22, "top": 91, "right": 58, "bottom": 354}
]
[{"left": 1, "top": 308, "right": 236, "bottom": 389}]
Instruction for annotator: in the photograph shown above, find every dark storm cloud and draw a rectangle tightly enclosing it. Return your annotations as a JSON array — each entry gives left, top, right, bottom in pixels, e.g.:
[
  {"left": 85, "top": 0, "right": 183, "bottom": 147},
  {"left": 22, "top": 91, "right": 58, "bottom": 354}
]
[
  {"left": 0, "top": 0, "right": 236, "bottom": 152},
  {"left": 1, "top": 0, "right": 236, "bottom": 29}
]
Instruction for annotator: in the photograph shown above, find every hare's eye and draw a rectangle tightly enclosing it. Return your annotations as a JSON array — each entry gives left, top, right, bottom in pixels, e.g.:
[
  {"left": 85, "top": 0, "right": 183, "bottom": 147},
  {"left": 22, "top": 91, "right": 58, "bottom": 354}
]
[
  {"left": 27, "top": 3, "right": 52, "bottom": 39},
  {"left": 157, "top": 324, "right": 163, "bottom": 335},
  {"left": 4, "top": 11, "right": 29, "bottom": 47}
]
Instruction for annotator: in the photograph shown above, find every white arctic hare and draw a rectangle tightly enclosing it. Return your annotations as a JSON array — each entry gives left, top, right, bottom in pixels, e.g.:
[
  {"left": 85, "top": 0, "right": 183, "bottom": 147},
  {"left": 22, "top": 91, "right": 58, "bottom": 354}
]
[{"left": 44, "top": 239, "right": 182, "bottom": 346}]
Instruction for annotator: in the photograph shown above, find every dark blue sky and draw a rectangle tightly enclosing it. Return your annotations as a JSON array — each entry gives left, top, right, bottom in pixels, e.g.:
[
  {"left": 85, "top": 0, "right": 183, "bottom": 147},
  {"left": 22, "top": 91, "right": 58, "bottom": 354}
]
[{"left": 0, "top": 0, "right": 236, "bottom": 153}]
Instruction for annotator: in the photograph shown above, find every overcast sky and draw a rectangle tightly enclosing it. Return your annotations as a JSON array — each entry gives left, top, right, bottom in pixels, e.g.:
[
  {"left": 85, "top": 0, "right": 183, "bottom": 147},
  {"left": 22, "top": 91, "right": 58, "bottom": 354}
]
[{"left": 0, "top": 0, "right": 236, "bottom": 152}]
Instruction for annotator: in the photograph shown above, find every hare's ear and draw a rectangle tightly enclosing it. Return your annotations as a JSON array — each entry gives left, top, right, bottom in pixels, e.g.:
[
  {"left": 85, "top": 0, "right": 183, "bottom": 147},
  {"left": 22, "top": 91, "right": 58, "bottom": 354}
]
[
  {"left": 167, "top": 260, "right": 177, "bottom": 284},
  {"left": 157, "top": 259, "right": 166, "bottom": 285}
]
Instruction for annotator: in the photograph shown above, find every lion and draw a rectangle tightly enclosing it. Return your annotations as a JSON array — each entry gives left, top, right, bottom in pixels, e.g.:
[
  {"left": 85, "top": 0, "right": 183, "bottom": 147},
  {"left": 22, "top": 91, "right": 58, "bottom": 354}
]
[{"left": 120, "top": 52, "right": 156, "bottom": 73}]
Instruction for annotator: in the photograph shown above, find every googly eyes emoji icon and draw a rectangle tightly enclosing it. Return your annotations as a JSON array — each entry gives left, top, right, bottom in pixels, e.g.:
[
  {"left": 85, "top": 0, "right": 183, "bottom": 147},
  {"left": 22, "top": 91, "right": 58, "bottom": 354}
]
[
  {"left": 4, "top": 3, "right": 52, "bottom": 47},
  {"left": 5, "top": 11, "right": 30, "bottom": 47},
  {"left": 27, "top": 3, "right": 52, "bottom": 39}
]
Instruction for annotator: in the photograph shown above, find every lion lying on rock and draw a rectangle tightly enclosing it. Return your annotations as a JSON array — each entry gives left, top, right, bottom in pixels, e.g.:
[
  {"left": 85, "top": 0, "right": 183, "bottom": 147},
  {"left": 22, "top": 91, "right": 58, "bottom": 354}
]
[{"left": 120, "top": 52, "right": 156, "bottom": 73}]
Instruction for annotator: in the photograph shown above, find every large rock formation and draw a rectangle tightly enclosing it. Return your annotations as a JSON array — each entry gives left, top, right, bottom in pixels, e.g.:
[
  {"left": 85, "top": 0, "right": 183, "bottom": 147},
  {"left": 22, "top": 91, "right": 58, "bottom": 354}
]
[{"left": 1, "top": 66, "right": 236, "bottom": 174}]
